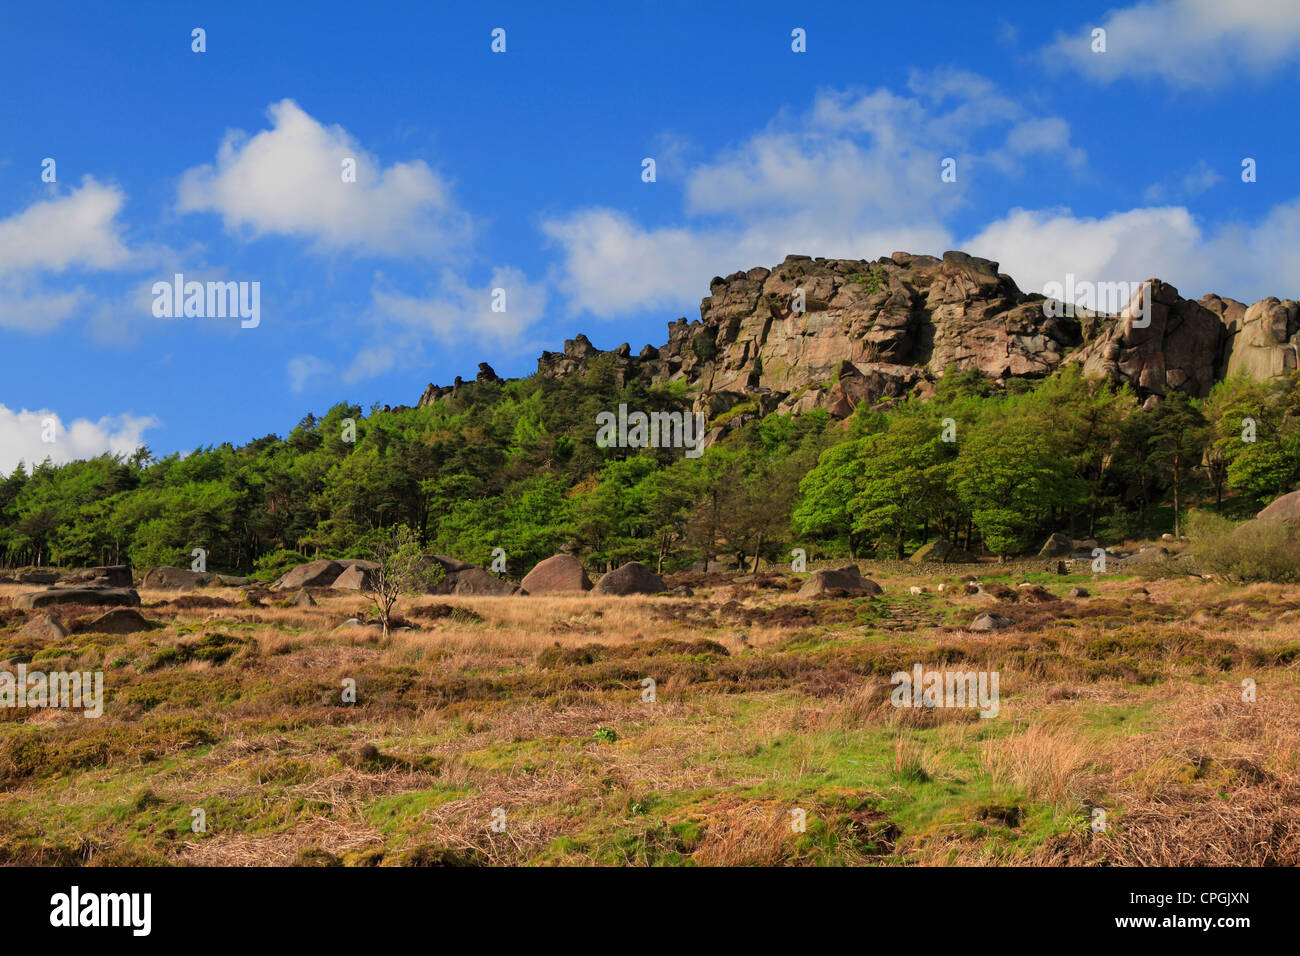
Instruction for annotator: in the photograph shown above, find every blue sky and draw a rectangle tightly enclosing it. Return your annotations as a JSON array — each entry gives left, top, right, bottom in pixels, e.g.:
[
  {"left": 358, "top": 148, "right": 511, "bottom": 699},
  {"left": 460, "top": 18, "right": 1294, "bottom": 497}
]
[{"left": 3, "top": 0, "right": 1299, "bottom": 470}]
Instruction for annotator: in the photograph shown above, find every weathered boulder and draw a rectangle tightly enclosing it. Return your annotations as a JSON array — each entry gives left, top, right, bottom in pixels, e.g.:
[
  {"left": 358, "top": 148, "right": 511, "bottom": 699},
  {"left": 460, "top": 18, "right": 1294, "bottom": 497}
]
[
  {"left": 797, "top": 566, "right": 883, "bottom": 597},
  {"left": 17, "top": 612, "right": 68, "bottom": 641},
  {"left": 143, "top": 567, "right": 215, "bottom": 590},
  {"left": 1257, "top": 491, "right": 1300, "bottom": 523},
  {"left": 215, "top": 574, "right": 251, "bottom": 587},
  {"left": 289, "top": 590, "right": 317, "bottom": 608},
  {"left": 333, "top": 562, "right": 381, "bottom": 590},
  {"left": 594, "top": 562, "right": 665, "bottom": 596},
  {"left": 16, "top": 569, "right": 60, "bottom": 585},
  {"left": 83, "top": 608, "right": 156, "bottom": 634},
  {"left": 13, "top": 588, "right": 141, "bottom": 609},
  {"left": 446, "top": 567, "right": 513, "bottom": 596},
  {"left": 970, "top": 611, "right": 1015, "bottom": 631},
  {"left": 273, "top": 560, "right": 346, "bottom": 590},
  {"left": 1037, "top": 533, "right": 1073, "bottom": 558},
  {"left": 910, "top": 539, "right": 977, "bottom": 563},
  {"left": 59, "top": 565, "right": 133, "bottom": 588},
  {"left": 520, "top": 554, "right": 593, "bottom": 594}
]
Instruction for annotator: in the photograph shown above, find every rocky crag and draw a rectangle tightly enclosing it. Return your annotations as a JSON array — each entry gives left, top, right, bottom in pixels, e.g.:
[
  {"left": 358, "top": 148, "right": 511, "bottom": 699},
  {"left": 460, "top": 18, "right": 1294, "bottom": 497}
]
[{"left": 419, "top": 251, "right": 1300, "bottom": 439}]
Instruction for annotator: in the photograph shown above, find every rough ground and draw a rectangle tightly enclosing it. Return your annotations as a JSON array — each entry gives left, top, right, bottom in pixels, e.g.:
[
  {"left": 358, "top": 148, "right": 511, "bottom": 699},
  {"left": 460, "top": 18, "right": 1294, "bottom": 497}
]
[{"left": 1, "top": 561, "right": 1297, "bottom": 867}]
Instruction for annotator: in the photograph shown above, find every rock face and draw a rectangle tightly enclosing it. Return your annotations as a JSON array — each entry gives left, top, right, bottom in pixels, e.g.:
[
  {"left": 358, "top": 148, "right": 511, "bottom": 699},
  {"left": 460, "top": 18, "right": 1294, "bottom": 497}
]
[
  {"left": 593, "top": 562, "right": 665, "bottom": 596},
  {"left": 273, "top": 560, "right": 346, "bottom": 590},
  {"left": 13, "top": 588, "right": 141, "bottom": 609},
  {"left": 60, "top": 565, "right": 133, "bottom": 588},
  {"left": 143, "top": 567, "right": 215, "bottom": 590},
  {"left": 418, "top": 251, "right": 1300, "bottom": 427},
  {"left": 520, "top": 554, "right": 593, "bottom": 594},
  {"left": 797, "top": 566, "right": 883, "bottom": 597}
]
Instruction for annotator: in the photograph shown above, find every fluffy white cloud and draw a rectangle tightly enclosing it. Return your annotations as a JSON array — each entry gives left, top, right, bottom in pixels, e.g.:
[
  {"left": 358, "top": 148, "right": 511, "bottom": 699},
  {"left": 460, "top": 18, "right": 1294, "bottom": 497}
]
[
  {"left": 545, "top": 74, "right": 1081, "bottom": 317},
  {"left": 964, "top": 198, "right": 1300, "bottom": 305},
  {"left": 1043, "top": 0, "right": 1300, "bottom": 87},
  {"left": 0, "top": 178, "right": 132, "bottom": 275},
  {"left": 0, "top": 405, "right": 157, "bottom": 475},
  {"left": 177, "top": 99, "right": 471, "bottom": 256},
  {"left": 0, "top": 179, "right": 134, "bottom": 331}
]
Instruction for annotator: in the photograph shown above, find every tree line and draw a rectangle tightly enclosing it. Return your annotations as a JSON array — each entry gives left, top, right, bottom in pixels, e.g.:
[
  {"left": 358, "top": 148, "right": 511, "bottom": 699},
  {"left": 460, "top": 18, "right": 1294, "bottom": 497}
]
[{"left": 3, "top": 355, "right": 1297, "bottom": 578}]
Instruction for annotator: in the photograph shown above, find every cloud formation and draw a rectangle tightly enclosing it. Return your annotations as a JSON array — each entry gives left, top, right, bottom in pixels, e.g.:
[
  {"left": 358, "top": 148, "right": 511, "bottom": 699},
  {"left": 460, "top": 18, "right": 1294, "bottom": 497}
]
[
  {"left": 0, "top": 404, "right": 157, "bottom": 474},
  {"left": 177, "top": 99, "right": 471, "bottom": 257},
  {"left": 1043, "top": 0, "right": 1300, "bottom": 88}
]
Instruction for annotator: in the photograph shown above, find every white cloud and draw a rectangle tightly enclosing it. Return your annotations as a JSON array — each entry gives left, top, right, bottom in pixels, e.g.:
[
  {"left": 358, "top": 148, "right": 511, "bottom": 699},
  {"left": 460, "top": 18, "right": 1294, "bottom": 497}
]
[
  {"left": 1142, "top": 160, "right": 1223, "bottom": 203},
  {"left": 964, "top": 199, "right": 1300, "bottom": 305},
  {"left": 345, "top": 266, "right": 549, "bottom": 383},
  {"left": 0, "top": 178, "right": 132, "bottom": 275},
  {"left": 0, "top": 405, "right": 157, "bottom": 475},
  {"left": 545, "top": 74, "right": 1080, "bottom": 317},
  {"left": 964, "top": 206, "right": 1204, "bottom": 298},
  {"left": 1043, "top": 0, "right": 1300, "bottom": 87},
  {"left": 0, "top": 179, "right": 134, "bottom": 332},
  {"left": 177, "top": 99, "right": 471, "bottom": 256}
]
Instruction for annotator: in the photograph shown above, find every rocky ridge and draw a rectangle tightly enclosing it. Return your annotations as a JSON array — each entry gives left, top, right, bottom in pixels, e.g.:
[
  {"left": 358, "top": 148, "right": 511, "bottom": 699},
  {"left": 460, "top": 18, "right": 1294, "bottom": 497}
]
[{"left": 419, "top": 251, "right": 1300, "bottom": 433}]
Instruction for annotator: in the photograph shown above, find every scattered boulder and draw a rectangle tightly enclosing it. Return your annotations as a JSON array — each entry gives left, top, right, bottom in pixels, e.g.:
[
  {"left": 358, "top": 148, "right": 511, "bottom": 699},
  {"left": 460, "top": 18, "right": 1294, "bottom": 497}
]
[
  {"left": 594, "top": 562, "right": 665, "bottom": 596},
  {"left": 274, "top": 559, "right": 346, "bottom": 590},
  {"left": 143, "top": 567, "right": 215, "bottom": 590},
  {"left": 289, "top": 590, "right": 317, "bottom": 608},
  {"left": 1038, "top": 533, "right": 1073, "bottom": 558},
  {"left": 215, "top": 574, "right": 251, "bottom": 587},
  {"left": 426, "top": 554, "right": 476, "bottom": 574},
  {"left": 797, "top": 566, "right": 883, "bottom": 597},
  {"left": 13, "top": 587, "right": 141, "bottom": 609},
  {"left": 671, "top": 586, "right": 694, "bottom": 598},
  {"left": 59, "top": 565, "right": 133, "bottom": 588},
  {"left": 82, "top": 608, "right": 156, "bottom": 634},
  {"left": 1124, "top": 546, "right": 1169, "bottom": 565},
  {"left": 446, "top": 567, "right": 513, "bottom": 596},
  {"left": 17, "top": 569, "right": 60, "bottom": 585},
  {"left": 333, "top": 562, "right": 380, "bottom": 591},
  {"left": 521, "top": 554, "right": 593, "bottom": 594},
  {"left": 970, "top": 612, "right": 1015, "bottom": 631},
  {"left": 910, "top": 540, "right": 977, "bottom": 563},
  {"left": 1067, "top": 586, "right": 1090, "bottom": 598},
  {"left": 17, "top": 612, "right": 68, "bottom": 642}
]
